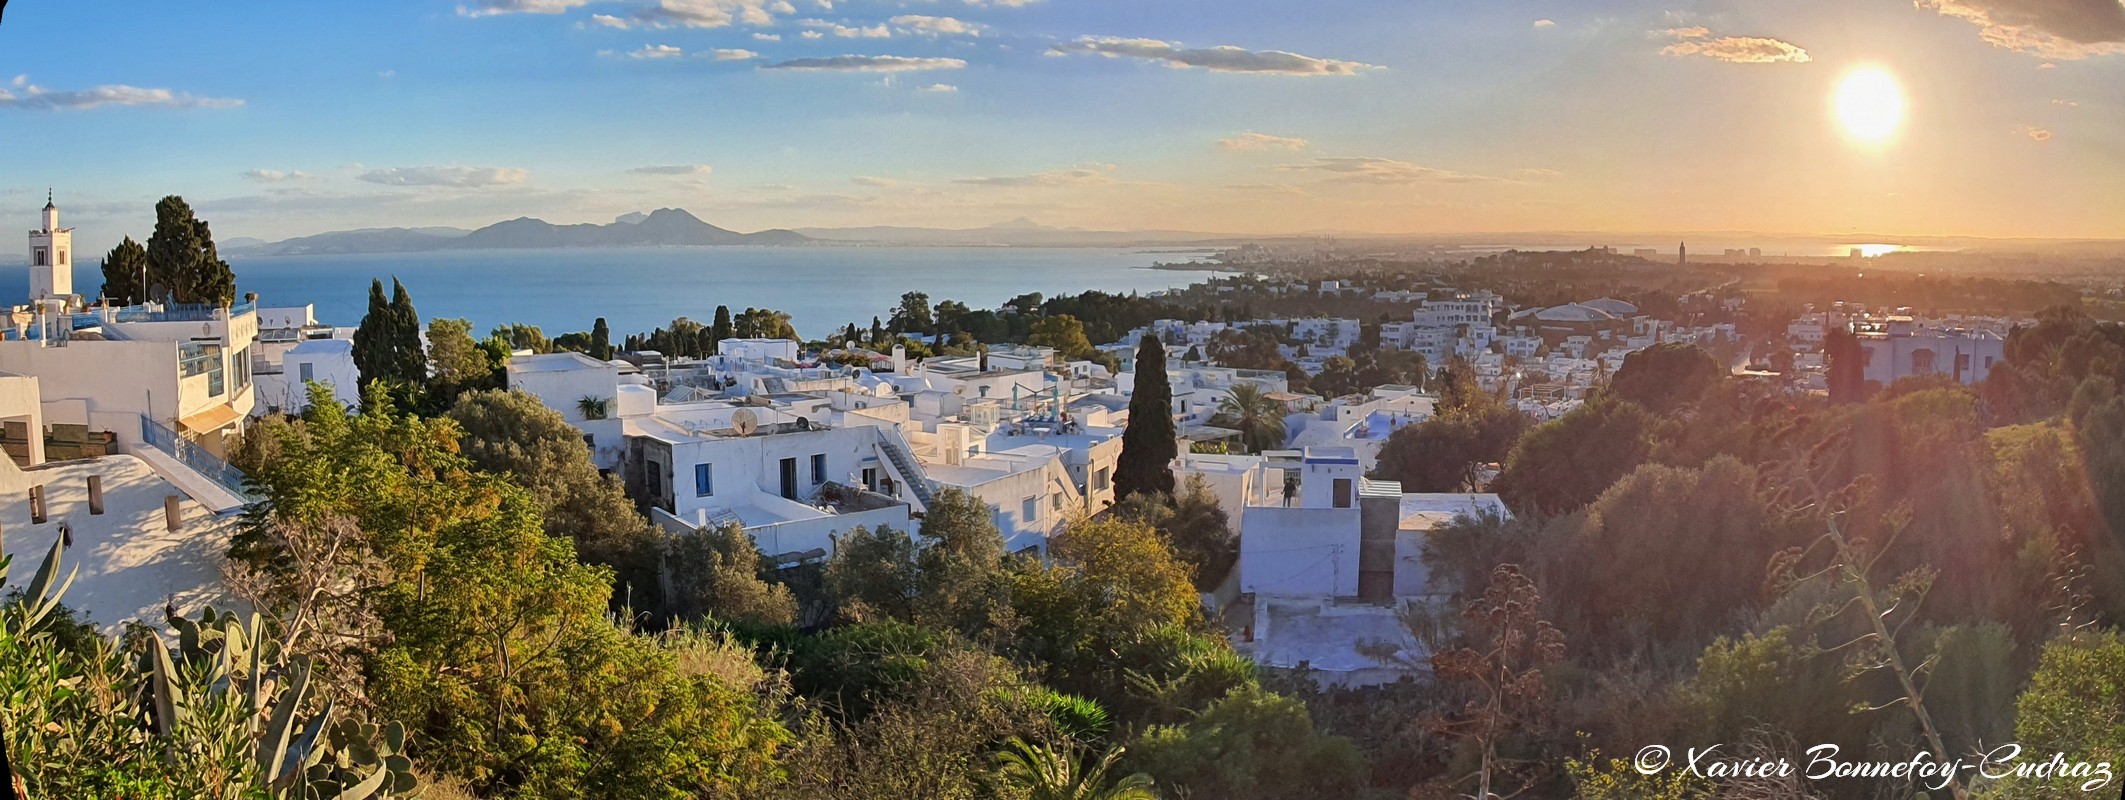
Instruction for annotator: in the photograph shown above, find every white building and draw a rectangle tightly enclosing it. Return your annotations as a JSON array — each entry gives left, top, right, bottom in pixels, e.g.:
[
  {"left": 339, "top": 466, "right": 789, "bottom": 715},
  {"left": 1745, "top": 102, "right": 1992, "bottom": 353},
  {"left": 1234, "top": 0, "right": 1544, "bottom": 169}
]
[
  {"left": 1232, "top": 446, "right": 1509, "bottom": 686},
  {"left": 27, "top": 194, "right": 74, "bottom": 302},
  {"left": 1854, "top": 317, "right": 2006, "bottom": 387}
]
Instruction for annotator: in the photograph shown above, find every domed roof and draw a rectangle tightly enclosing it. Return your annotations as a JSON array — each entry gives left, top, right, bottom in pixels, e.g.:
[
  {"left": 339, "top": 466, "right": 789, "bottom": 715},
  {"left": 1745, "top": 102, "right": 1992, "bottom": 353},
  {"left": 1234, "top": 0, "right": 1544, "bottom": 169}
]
[
  {"left": 1580, "top": 297, "right": 1638, "bottom": 315},
  {"left": 1532, "top": 303, "right": 1617, "bottom": 323}
]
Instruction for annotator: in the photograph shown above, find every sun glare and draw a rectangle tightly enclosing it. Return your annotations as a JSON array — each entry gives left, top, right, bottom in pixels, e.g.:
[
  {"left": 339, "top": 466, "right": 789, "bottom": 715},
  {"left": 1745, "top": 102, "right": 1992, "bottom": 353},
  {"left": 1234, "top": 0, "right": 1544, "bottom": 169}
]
[{"left": 1834, "top": 67, "right": 1906, "bottom": 145}]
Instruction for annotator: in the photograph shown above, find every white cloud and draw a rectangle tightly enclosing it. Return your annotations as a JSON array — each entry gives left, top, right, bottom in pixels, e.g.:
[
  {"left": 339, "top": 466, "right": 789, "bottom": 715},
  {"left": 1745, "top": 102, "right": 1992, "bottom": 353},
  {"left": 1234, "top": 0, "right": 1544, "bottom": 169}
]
[
  {"left": 892, "top": 14, "right": 984, "bottom": 36},
  {"left": 629, "top": 164, "right": 714, "bottom": 175},
  {"left": 1047, "top": 37, "right": 1381, "bottom": 75},
  {"left": 917, "top": 82, "right": 959, "bottom": 92},
  {"left": 1218, "top": 131, "right": 1308, "bottom": 152},
  {"left": 590, "top": 0, "right": 785, "bottom": 30},
  {"left": 458, "top": 0, "right": 597, "bottom": 16},
  {"left": 753, "top": 32, "right": 781, "bottom": 41},
  {"left": 2027, "top": 126, "right": 2054, "bottom": 141},
  {"left": 0, "top": 80, "right": 244, "bottom": 111},
  {"left": 242, "top": 169, "right": 315, "bottom": 183},
  {"left": 763, "top": 54, "right": 966, "bottom": 71},
  {"left": 357, "top": 166, "right": 531, "bottom": 188},
  {"left": 710, "top": 48, "right": 761, "bottom": 60},
  {"left": 1533, "top": 19, "right": 1556, "bottom": 29},
  {"left": 625, "top": 44, "right": 687, "bottom": 58},
  {"left": 802, "top": 19, "right": 891, "bottom": 38},
  {"left": 1918, "top": 0, "right": 2125, "bottom": 59},
  {"left": 1659, "top": 27, "right": 1811, "bottom": 64},
  {"left": 1277, "top": 156, "right": 1499, "bottom": 184},
  {"left": 799, "top": 30, "right": 825, "bottom": 39}
]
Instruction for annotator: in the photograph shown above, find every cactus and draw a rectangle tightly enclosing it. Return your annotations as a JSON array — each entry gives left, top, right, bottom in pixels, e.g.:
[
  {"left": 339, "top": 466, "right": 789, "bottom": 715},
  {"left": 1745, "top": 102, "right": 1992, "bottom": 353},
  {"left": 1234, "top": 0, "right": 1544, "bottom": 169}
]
[{"left": 2, "top": 533, "right": 421, "bottom": 799}]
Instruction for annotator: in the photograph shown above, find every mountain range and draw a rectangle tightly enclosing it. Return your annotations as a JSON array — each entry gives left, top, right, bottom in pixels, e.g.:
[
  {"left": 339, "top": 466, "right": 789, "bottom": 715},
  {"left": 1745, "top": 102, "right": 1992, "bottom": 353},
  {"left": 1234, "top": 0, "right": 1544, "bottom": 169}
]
[{"left": 225, "top": 208, "right": 812, "bottom": 256}]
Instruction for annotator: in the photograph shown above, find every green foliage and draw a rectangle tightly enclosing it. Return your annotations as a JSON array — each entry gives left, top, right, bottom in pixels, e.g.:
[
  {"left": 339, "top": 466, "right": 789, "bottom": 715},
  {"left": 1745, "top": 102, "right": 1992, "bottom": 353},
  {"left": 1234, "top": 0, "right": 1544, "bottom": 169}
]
[
  {"left": 589, "top": 316, "right": 613, "bottom": 360},
  {"left": 1209, "top": 382, "right": 1287, "bottom": 453},
  {"left": 1129, "top": 686, "right": 1367, "bottom": 800},
  {"left": 350, "top": 278, "right": 427, "bottom": 400},
  {"left": 667, "top": 523, "right": 800, "bottom": 626},
  {"left": 423, "top": 317, "right": 497, "bottom": 406},
  {"left": 1117, "top": 335, "right": 1178, "bottom": 501},
  {"left": 1114, "top": 475, "right": 1235, "bottom": 592},
  {"left": 1029, "top": 314, "right": 1100, "bottom": 362},
  {"left": 446, "top": 388, "right": 665, "bottom": 608},
  {"left": 1606, "top": 342, "right": 1724, "bottom": 414},
  {"left": 2010, "top": 630, "right": 2125, "bottom": 777},
  {"left": 1494, "top": 397, "right": 1655, "bottom": 517},
  {"left": 490, "top": 321, "right": 554, "bottom": 354},
  {"left": 99, "top": 235, "right": 150, "bottom": 305},
  {"left": 145, "top": 195, "right": 237, "bottom": 306},
  {"left": 993, "top": 738, "right": 1159, "bottom": 800},
  {"left": 1373, "top": 382, "right": 1526, "bottom": 492},
  {"left": 232, "top": 390, "right": 790, "bottom": 797}
]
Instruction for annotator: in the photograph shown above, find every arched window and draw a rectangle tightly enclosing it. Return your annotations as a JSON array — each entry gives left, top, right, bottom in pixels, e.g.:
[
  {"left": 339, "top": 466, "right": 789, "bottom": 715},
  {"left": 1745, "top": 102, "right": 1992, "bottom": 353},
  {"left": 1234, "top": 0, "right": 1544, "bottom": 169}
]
[{"left": 1911, "top": 348, "right": 1937, "bottom": 375}]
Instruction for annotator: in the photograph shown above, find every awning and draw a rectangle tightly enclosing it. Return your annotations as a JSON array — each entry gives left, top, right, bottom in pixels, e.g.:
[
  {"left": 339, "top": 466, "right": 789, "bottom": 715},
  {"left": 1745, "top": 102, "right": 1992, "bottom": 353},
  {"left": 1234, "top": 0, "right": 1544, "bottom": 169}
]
[{"left": 178, "top": 403, "right": 244, "bottom": 434}]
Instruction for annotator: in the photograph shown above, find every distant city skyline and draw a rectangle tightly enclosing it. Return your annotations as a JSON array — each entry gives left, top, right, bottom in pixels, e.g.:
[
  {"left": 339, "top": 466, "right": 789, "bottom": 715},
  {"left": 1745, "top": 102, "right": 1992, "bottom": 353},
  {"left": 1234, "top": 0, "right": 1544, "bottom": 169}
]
[{"left": 2, "top": 0, "right": 2121, "bottom": 249}]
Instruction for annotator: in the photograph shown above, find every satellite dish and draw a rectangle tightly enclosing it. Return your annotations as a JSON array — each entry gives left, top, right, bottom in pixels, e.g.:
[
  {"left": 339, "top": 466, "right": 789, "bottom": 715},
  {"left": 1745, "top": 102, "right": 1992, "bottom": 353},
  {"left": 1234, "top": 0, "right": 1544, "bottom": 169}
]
[
  {"left": 731, "top": 408, "right": 760, "bottom": 436},
  {"left": 795, "top": 416, "right": 812, "bottom": 431}
]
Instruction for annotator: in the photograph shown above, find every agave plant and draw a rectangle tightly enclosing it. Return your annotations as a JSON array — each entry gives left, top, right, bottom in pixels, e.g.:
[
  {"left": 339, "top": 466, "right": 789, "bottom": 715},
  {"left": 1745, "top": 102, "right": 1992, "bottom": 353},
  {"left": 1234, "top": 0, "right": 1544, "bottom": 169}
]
[
  {"left": 1, "top": 528, "right": 419, "bottom": 798},
  {"left": 992, "top": 738, "right": 1159, "bottom": 800}
]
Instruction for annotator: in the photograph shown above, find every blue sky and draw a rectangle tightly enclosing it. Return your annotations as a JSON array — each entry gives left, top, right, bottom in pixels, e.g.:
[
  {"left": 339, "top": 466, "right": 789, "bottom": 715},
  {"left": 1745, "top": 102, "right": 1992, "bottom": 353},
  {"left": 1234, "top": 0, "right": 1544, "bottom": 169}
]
[{"left": 2, "top": 0, "right": 2121, "bottom": 251}]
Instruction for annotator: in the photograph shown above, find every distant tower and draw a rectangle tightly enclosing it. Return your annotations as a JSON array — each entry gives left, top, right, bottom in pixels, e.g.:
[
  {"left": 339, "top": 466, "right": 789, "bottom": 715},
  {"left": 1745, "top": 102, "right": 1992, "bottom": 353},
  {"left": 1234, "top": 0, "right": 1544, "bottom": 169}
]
[
  {"left": 1677, "top": 241, "right": 1687, "bottom": 265},
  {"left": 28, "top": 190, "right": 75, "bottom": 301}
]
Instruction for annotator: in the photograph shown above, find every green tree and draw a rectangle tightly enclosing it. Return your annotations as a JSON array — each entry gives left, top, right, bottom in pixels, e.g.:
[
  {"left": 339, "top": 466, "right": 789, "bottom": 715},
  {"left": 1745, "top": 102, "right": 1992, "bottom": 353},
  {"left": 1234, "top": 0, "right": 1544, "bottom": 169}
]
[
  {"left": 892, "top": 291, "right": 934, "bottom": 334},
  {"left": 1115, "top": 475, "right": 1234, "bottom": 592},
  {"left": 351, "top": 278, "right": 424, "bottom": 394},
  {"left": 1494, "top": 397, "right": 1655, "bottom": 517},
  {"left": 1117, "top": 335, "right": 1178, "bottom": 502},
  {"left": 1826, "top": 326, "right": 1869, "bottom": 404},
  {"left": 665, "top": 523, "right": 799, "bottom": 626},
  {"left": 490, "top": 322, "right": 553, "bottom": 354},
  {"left": 826, "top": 524, "right": 919, "bottom": 624},
  {"left": 2005, "top": 630, "right": 2125, "bottom": 794},
  {"left": 424, "top": 317, "right": 494, "bottom": 405},
  {"left": 388, "top": 279, "right": 426, "bottom": 383},
  {"left": 1129, "top": 686, "right": 1366, "bottom": 800},
  {"left": 711, "top": 305, "right": 734, "bottom": 350},
  {"left": 446, "top": 389, "right": 665, "bottom": 608},
  {"left": 98, "top": 236, "right": 149, "bottom": 305},
  {"left": 234, "top": 389, "right": 788, "bottom": 797},
  {"left": 590, "top": 316, "right": 613, "bottom": 360},
  {"left": 144, "top": 195, "right": 236, "bottom": 306},
  {"left": 1209, "top": 382, "right": 1286, "bottom": 454},
  {"left": 1606, "top": 342, "right": 1723, "bottom": 414},
  {"left": 1373, "top": 399, "right": 1526, "bottom": 492},
  {"left": 1029, "top": 314, "right": 1099, "bottom": 362}
]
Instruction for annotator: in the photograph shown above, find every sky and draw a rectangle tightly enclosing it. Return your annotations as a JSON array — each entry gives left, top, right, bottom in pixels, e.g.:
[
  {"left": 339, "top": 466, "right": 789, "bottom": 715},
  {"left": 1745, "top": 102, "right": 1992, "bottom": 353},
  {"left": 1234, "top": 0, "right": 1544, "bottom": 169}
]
[{"left": 2, "top": 0, "right": 2122, "bottom": 251}]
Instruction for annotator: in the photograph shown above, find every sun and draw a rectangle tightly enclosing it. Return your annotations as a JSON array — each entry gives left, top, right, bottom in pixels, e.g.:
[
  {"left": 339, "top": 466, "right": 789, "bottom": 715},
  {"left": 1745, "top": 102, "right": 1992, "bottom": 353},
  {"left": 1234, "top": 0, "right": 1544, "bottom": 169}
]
[{"left": 1834, "top": 67, "right": 1906, "bottom": 145}]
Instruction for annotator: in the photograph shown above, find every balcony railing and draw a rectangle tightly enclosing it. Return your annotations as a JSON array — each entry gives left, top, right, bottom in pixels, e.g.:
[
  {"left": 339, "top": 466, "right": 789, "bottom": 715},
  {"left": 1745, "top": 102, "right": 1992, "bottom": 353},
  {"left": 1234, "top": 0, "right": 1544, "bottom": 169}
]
[{"left": 140, "top": 415, "right": 260, "bottom": 504}]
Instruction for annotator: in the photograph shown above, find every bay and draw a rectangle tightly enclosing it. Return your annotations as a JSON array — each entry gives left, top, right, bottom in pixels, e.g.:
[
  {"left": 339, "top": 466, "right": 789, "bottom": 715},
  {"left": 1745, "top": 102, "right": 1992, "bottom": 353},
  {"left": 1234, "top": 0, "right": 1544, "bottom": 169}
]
[{"left": 0, "top": 247, "right": 1219, "bottom": 340}]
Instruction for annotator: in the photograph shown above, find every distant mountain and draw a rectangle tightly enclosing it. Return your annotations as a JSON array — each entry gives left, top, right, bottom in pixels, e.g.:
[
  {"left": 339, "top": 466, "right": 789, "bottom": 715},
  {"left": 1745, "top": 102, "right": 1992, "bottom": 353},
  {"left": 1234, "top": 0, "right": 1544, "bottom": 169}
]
[
  {"left": 225, "top": 226, "right": 471, "bottom": 256},
  {"left": 226, "top": 209, "right": 811, "bottom": 256}
]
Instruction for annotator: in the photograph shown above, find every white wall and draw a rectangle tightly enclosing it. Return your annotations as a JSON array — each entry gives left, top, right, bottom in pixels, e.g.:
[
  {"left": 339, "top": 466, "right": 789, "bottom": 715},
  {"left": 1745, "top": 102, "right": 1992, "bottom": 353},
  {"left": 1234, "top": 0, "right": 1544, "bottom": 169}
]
[{"left": 1239, "top": 506, "right": 1361, "bottom": 597}]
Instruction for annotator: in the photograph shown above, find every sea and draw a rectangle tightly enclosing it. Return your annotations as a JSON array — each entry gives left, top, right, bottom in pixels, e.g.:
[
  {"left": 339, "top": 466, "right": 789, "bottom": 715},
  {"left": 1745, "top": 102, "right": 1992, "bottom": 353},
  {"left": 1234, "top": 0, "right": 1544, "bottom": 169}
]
[{"left": 0, "top": 247, "right": 1223, "bottom": 340}]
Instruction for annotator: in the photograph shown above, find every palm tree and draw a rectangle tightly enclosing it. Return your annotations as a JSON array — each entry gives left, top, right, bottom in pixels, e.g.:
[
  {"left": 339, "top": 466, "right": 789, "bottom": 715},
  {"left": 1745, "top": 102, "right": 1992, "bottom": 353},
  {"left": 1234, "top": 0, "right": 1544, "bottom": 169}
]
[
  {"left": 576, "top": 395, "right": 610, "bottom": 420},
  {"left": 1210, "top": 382, "right": 1287, "bottom": 454},
  {"left": 993, "top": 739, "right": 1158, "bottom": 800}
]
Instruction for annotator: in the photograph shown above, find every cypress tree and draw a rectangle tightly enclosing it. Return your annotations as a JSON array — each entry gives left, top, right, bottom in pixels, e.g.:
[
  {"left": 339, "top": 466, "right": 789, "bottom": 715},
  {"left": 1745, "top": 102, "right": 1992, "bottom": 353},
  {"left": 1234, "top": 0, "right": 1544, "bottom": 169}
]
[
  {"left": 1116, "top": 334, "right": 1178, "bottom": 502},
  {"left": 389, "top": 278, "right": 427, "bottom": 383},
  {"left": 144, "top": 195, "right": 235, "bottom": 306},
  {"left": 99, "top": 237, "right": 149, "bottom": 306},
  {"left": 711, "top": 305, "right": 734, "bottom": 353},
  {"left": 590, "top": 317, "right": 612, "bottom": 360},
  {"left": 351, "top": 278, "right": 392, "bottom": 388}
]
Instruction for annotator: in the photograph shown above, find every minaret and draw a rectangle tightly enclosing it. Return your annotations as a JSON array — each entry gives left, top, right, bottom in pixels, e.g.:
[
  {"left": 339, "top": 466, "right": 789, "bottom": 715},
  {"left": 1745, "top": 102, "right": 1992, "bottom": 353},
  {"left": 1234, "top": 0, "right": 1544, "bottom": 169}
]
[
  {"left": 1677, "top": 241, "right": 1686, "bottom": 266},
  {"left": 29, "top": 190, "right": 75, "bottom": 301}
]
